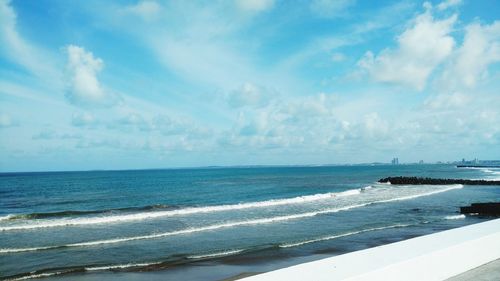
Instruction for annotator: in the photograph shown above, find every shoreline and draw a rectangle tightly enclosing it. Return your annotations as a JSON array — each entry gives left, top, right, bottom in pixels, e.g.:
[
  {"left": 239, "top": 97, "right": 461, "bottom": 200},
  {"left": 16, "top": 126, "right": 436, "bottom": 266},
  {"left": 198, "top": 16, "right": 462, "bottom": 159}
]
[{"left": 237, "top": 218, "right": 500, "bottom": 281}]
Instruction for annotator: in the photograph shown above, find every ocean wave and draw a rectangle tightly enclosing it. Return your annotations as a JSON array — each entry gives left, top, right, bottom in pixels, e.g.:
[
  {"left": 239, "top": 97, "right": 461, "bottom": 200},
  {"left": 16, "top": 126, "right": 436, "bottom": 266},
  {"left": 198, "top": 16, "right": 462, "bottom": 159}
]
[
  {"left": 0, "top": 214, "right": 15, "bottom": 221},
  {"left": 187, "top": 249, "right": 245, "bottom": 259},
  {"left": 0, "top": 213, "right": 330, "bottom": 253},
  {"left": 459, "top": 167, "right": 500, "bottom": 170},
  {"left": 479, "top": 168, "right": 500, "bottom": 176},
  {"left": 5, "top": 272, "right": 64, "bottom": 281},
  {"left": 444, "top": 214, "right": 466, "bottom": 220},
  {"left": 0, "top": 245, "right": 55, "bottom": 254},
  {"left": 373, "top": 184, "right": 463, "bottom": 204},
  {"left": 280, "top": 223, "right": 412, "bottom": 248},
  {"left": 465, "top": 167, "right": 500, "bottom": 180},
  {"left": 0, "top": 188, "right": 365, "bottom": 231},
  {"left": 460, "top": 166, "right": 500, "bottom": 174},
  {"left": 0, "top": 184, "right": 463, "bottom": 253},
  {"left": 361, "top": 185, "right": 373, "bottom": 190},
  {"left": 4, "top": 262, "right": 163, "bottom": 281},
  {"left": 2, "top": 204, "right": 174, "bottom": 221},
  {"left": 85, "top": 261, "right": 162, "bottom": 271}
]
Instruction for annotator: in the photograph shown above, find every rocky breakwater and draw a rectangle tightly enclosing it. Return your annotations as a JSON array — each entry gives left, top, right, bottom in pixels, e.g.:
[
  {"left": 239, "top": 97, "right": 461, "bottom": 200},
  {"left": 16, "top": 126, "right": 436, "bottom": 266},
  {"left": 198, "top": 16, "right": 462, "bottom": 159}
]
[
  {"left": 460, "top": 203, "right": 500, "bottom": 216},
  {"left": 378, "top": 176, "right": 500, "bottom": 185}
]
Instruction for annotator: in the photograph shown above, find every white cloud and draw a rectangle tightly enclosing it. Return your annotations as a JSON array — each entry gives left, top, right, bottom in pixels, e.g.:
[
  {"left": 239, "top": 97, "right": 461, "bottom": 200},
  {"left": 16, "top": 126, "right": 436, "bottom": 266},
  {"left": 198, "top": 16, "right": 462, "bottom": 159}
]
[
  {"left": 419, "top": 91, "right": 500, "bottom": 146},
  {"left": 362, "top": 112, "right": 389, "bottom": 139},
  {"left": 0, "top": 113, "right": 17, "bottom": 128},
  {"left": 227, "top": 83, "right": 272, "bottom": 108},
  {"left": 122, "top": 0, "right": 161, "bottom": 21},
  {"left": 236, "top": 0, "right": 275, "bottom": 13},
  {"left": 440, "top": 21, "right": 500, "bottom": 89},
  {"left": 358, "top": 9, "right": 456, "bottom": 90},
  {"left": 331, "top": 52, "right": 346, "bottom": 62},
  {"left": 423, "top": 92, "right": 471, "bottom": 110},
  {"left": 72, "top": 112, "right": 97, "bottom": 127},
  {"left": 32, "top": 129, "right": 57, "bottom": 140},
  {"left": 226, "top": 93, "right": 340, "bottom": 148},
  {"left": 437, "top": 0, "right": 462, "bottom": 11},
  {"left": 65, "top": 45, "right": 119, "bottom": 107},
  {"left": 310, "top": 0, "right": 356, "bottom": 18},
  {"left": 108, "top": 112, "right": 211, "bottom": 138}
]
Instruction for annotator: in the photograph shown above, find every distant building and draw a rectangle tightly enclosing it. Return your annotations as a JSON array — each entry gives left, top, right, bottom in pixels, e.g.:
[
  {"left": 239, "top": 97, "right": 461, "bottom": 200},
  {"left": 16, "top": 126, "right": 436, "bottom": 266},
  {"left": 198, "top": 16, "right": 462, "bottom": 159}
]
[
  {"left": 419, "top": 160, "right": 424, "bottom": 164},
  {"left": 391, "top": 158, "right": 399, "bottom": 165}
]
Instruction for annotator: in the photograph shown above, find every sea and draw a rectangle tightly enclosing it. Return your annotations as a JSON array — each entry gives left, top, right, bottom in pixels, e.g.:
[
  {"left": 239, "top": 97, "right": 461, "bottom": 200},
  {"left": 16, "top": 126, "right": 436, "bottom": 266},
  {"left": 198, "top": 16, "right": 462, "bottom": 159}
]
[{"left": 0, "top": 164, "right": 499, "bottom": 281}]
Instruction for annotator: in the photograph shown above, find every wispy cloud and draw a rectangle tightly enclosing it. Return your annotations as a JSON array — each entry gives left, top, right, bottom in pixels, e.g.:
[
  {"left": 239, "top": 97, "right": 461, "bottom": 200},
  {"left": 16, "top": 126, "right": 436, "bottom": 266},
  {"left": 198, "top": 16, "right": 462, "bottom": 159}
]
[
  {"left": 309, "top": 0, "right": 356, "bottom": 18},
  {"left": 0, "top": 0, "right": 61, "bottom": 82}
]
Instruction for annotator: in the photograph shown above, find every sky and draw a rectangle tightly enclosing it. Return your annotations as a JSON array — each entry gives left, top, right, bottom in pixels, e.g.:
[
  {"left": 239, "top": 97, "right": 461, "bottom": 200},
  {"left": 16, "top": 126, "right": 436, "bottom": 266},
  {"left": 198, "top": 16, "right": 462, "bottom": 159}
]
[{"left": 0, "top": 0, "right": 499, "bottom": 172}]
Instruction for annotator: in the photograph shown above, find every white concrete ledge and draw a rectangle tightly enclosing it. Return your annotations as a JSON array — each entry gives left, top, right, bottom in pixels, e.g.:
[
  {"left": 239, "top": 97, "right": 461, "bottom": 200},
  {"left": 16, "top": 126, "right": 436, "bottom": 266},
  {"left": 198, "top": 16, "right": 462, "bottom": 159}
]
[{"left": 240, "top": 219, "right": 500, "bottom": 281}]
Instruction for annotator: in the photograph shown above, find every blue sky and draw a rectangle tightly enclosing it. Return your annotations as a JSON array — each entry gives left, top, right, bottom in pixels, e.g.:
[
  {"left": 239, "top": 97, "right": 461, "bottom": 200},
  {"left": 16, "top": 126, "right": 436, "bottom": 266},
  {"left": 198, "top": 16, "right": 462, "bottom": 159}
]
[{"left": 0, "top": 0, "right": 499, "bottom": 172}]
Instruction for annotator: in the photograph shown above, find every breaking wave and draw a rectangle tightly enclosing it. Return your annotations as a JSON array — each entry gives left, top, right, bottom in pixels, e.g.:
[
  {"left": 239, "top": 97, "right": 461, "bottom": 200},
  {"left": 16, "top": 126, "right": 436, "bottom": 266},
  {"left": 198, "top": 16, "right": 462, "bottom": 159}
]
[
  {"left": 0, "top": 188, "right": 365, "bottom": 231},
  {"left": 0, "top": 184, "right": 463, "bottom": 253},
  {"left": 187, "top": 249, "right": 245, "bottom": 259},
  {"left": 444, "top": 214, "right": 466, "bottom": 220},
  {"left": 280, "top": 223, "right": 412, "bottom": 248}
]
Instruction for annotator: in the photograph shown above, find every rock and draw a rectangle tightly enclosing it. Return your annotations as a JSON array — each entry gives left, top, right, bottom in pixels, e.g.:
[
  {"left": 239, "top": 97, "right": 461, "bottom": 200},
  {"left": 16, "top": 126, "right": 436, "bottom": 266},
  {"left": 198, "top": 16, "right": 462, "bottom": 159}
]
[
  {"left": 378, "top": 176, "right": 500, "bottom": 185},
  {"left": 456, "top": 165, "right": 500, "bottom": 168},
  {"left": 460, "top": 203, "right": 500, "bottom": 216}
]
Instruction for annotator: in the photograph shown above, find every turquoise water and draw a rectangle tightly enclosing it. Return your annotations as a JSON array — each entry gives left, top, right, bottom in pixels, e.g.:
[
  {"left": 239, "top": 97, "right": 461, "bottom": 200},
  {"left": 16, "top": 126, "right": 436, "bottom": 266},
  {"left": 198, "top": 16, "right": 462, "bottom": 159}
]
[{"left": 0, "top": 164, "right": 499, "bottom": 280}]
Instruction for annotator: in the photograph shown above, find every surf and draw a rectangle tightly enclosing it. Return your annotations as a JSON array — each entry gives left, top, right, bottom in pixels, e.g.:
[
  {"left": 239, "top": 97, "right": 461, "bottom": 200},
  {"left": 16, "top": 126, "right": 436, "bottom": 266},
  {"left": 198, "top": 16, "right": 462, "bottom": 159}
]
[
  {"left": 0, "top": 188, "right": 366, "bottom": 231},
  {"left": 280, "top": 223, "right": 413, "bottom": 248},
  {"left": 0, "top": 184, "right": 463, "bottom": 253}
]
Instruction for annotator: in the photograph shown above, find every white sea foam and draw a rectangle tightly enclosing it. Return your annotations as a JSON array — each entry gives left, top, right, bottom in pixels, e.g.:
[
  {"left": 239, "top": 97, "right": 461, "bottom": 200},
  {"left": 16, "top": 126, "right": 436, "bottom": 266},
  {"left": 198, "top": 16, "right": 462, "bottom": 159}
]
[
  {"left": 0, "top": 189, "right": 364, "bottom": 231},
  {"left": 188, "top": 249, "right": 245, "bottom": 259},
  {"left": 462, "top": 167, "right": 500, "bottom": 174},
  {"left": 0, "top": 184, "right": 463, "bottom": 253},
  {"left": 361, "top": 185, "right": 373, "bottom": 190},
  {"left": 444, "top": 214, "right": 466, "bottom": 220},
  {"left": 0, "top": 245, "right": 54, "bottom": 254},
  {"left": 85, "top": 261, "right": 162, "bottom": 271},
  {"left": 280, "top": 224, "right": 412, "bottom": 248},
  {"left": 5, "top": 262, "right": 162, "bottom": 280},
  {"left": 1, "top": 213, "right": 324, "bottom": 252},
  {"left": 0, "top": 214, "right": 14, "bottom": 221},
  {"left": 6, "top": 272, "right": 63, "bottom": 281},
  {"left": 460, "top": 167, "right": 496, "bottom": 170},
  {"left": 458, "top": 166, "right": 500, "bottom": 180},
  {"left": 374, "top": 184, "right": 463, "bottom": 204}
]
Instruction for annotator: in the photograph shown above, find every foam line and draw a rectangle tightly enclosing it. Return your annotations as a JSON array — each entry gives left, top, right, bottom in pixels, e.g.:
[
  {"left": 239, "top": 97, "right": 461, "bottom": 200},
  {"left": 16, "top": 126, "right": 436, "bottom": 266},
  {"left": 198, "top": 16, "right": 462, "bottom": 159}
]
[
  {"left": 0, "top": 214, "right": 15, "bottom": 221},
  {"left": 0, "top": 184, "right": 463, "bottom": 253},
  {"left": 188, "top": 249, "right": 245, "bottom": 259},
  {"left": 280, "top": 224, "right": 412, "bottom": 248},
  {"left": 0, "top": 188, "right": 364, "bottom": 231},
  {"left": 5, "top": 272, "right": 64, "bottom": 281},
  {"left": 85, "top": 261, "right": 162, "bottom": 271},
  {"left": 444, "top": 214, "right": 466, "bottom": 220}
]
